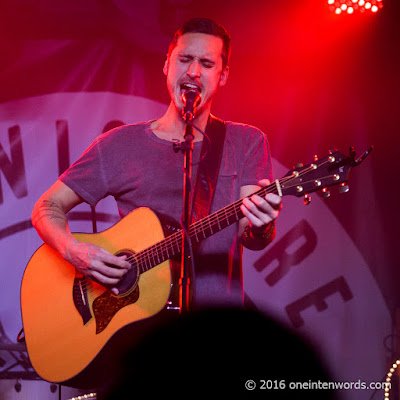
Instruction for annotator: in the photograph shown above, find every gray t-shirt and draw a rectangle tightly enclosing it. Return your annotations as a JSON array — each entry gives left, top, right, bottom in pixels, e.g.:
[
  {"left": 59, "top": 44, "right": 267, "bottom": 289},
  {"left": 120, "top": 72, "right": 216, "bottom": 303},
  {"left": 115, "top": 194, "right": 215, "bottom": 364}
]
[{"left": 60, "top": 120, "right": 272, "bottom": 308}]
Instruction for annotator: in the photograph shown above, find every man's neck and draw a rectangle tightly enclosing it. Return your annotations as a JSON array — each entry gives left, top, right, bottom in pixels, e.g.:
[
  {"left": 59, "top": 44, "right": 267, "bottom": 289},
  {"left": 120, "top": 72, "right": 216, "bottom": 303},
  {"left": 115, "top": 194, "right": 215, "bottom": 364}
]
[{"left": 151, "top": 102, "right": 210, "bottom": 142}]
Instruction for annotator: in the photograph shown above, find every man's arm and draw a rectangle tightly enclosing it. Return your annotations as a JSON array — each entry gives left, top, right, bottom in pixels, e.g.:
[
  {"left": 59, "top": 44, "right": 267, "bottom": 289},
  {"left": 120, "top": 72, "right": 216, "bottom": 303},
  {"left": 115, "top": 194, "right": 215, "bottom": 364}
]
[
  {"left": 238, "top": 179, "right": 282, "bottom": 251},
  {"left": 31, "top": 180, "right": 130, "bottom": 294}
]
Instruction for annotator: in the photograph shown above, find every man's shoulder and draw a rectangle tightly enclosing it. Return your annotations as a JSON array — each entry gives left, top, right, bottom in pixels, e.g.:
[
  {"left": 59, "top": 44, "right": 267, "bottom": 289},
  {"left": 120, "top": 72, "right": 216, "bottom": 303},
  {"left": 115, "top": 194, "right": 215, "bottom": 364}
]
[
  {"left": 94, "top": 121, "right": 153, "bottom": 148},
  {"left": 225, "top": 120, "right": 267, "bottom": 141},
  {"left": 102, "top": 120, "right": 152, "bottom": 137}
]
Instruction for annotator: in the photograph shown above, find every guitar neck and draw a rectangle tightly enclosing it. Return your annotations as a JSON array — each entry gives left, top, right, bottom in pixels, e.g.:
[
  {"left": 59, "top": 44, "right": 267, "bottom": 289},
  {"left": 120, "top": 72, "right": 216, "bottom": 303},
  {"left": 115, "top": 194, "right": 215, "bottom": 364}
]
[
  {"left": 136, "top": 183, "right": 280, "bottom": 274},
  {"left": 190, "top": 184, "right": 278, "bottom": 242},
  {"left": 133, "top": 146, "right": 372, "bottom": 275}
]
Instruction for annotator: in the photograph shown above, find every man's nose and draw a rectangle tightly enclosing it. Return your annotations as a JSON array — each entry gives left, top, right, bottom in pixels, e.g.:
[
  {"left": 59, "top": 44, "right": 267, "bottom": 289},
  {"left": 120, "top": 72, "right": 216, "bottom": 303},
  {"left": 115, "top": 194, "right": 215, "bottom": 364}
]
[{"left": 187, "top": 60, "right": 201, "bottom": 79}]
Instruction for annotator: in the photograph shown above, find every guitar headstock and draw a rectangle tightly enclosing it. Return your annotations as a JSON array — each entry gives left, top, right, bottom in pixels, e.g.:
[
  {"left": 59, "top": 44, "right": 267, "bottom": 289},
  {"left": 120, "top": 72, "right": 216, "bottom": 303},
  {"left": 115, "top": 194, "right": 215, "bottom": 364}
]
[{"left": 279, "top": 146, "right": 373, "bottom": 204}]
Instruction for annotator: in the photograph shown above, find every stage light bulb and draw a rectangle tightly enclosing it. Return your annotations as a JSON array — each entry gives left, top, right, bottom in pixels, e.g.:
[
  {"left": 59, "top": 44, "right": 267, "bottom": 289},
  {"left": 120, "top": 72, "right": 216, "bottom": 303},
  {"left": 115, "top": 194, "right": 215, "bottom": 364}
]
[{"left": 329, "top": 0, "right": 383, "bottom": 13}]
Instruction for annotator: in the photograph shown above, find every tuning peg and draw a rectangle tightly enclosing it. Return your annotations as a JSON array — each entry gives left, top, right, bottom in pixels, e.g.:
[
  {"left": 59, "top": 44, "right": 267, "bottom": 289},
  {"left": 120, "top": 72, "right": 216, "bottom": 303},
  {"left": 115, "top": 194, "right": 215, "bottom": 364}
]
[
  {"left": 321, "top": 187, "right": 331, "bottom": 199},
  {"left": 314, "top": 154, "right": 318, "bottom": 161},
  {"left": 329, "top": 148, "right": 338, "bottom": 154},
  {"left": 293, "top": 163, "right": 303, "bottom": 169},
  {"left": 303, "top": 194, "right": 311, "bottom": 205},
  {"left": 339, "top": 183, "right": 350, "bottom": 193}
]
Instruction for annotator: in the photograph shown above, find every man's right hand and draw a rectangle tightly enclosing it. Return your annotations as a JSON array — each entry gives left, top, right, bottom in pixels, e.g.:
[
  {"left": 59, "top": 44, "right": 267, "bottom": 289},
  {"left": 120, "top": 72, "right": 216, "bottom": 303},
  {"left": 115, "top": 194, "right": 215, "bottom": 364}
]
[{"left": 65, "top": 239, "right": 132, "bottom": 295}]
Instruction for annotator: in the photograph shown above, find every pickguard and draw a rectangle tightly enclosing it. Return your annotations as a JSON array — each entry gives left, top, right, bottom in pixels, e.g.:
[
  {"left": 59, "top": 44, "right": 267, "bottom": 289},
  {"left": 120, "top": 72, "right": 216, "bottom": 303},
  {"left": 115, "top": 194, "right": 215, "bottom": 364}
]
[{"left": 92, "top": 287, "right": 140, "bottom": 334}]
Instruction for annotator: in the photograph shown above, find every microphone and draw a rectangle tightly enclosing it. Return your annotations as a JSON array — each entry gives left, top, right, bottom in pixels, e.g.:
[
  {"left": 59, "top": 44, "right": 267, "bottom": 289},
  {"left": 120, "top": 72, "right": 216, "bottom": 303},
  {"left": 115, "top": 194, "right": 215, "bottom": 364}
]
[{"left": 182, "top": 89, "right": 201, "bottom": 122}]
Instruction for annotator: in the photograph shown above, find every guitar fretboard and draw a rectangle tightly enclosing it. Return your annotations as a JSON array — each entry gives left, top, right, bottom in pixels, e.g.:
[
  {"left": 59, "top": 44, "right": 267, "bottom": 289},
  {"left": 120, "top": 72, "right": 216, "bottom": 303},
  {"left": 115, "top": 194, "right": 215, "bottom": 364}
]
[{"left": 133, "top": 184, "right": 279, "bottom": 273}]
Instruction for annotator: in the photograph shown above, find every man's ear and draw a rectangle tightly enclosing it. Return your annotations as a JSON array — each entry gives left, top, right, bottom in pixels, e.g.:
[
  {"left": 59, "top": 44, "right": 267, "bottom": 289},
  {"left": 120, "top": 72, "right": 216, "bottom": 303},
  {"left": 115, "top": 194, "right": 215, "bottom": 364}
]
[
  {"left": 219, "top": 66, "right": 229, "bottom": 87},
  {"left": 163, "top": 58, "right": 169, "bottom": 76}
]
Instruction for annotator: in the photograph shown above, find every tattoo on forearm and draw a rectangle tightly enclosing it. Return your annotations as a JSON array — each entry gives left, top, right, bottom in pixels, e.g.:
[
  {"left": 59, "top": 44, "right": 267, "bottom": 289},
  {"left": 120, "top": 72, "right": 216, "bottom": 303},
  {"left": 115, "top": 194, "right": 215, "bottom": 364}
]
[{"left": 32, "top": 200, "right": 67, "bottom": 226}]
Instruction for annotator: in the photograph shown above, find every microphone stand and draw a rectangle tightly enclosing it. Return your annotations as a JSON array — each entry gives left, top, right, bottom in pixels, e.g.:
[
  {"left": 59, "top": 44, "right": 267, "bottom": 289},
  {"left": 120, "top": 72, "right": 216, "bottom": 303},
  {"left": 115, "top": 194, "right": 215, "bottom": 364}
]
[
  {"left": 179, "top": 113, "right": 194, "bottom": 314},
  {"left": 172, "top": 89, "right": 200, "bottom": 314}
]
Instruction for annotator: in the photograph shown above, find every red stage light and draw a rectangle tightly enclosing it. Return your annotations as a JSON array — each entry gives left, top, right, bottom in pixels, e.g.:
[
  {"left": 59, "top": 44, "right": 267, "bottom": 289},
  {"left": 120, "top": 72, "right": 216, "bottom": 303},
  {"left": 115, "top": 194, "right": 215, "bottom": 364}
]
[{"left": 328, "top": 0, "right": 383, "bottom": 14}]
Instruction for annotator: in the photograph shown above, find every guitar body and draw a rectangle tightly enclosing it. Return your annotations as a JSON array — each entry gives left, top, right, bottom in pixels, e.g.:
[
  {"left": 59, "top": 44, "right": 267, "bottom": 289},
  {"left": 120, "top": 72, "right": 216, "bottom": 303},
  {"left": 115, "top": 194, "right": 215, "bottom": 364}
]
[{"left": 21, "top": 207, "right": 172, "bottom": 384}]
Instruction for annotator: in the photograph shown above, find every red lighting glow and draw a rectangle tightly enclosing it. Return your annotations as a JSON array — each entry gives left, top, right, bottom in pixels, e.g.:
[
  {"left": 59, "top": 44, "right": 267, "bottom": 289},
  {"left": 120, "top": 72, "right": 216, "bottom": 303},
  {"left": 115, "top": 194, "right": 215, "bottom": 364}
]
[{"left": 328, "top": 0, "right": 383, "bottom": 14}]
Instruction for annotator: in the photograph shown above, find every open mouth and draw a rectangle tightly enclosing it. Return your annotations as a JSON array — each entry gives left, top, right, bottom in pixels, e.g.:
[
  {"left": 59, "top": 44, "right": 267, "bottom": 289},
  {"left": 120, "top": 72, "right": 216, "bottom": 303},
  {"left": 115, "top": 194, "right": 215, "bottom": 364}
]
[{"left": 180, "top": 82, "right": 202, "bottom": 94}]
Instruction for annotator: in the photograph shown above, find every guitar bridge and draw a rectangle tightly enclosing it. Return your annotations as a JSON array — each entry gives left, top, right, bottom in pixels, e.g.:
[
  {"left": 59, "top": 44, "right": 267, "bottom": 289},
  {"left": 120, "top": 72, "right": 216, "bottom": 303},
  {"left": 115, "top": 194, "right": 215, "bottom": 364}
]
[{"left": 73, "top": 276, "right": 92, "bottom": 325}]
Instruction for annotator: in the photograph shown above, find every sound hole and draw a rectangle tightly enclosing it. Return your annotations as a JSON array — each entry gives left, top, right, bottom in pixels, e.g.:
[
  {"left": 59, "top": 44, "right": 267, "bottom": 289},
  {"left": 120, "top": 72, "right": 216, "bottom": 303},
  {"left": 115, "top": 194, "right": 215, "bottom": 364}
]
[{"left": 113, "top": 249, "right": 139, "bottom": 296}]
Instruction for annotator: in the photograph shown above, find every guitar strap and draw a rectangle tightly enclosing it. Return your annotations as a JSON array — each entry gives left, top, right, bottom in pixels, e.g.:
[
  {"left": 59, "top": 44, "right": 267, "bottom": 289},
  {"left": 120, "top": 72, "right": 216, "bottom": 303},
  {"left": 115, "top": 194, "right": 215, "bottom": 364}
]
[{"left": 191, "top": 114, "right": 226, "bottom": 222}]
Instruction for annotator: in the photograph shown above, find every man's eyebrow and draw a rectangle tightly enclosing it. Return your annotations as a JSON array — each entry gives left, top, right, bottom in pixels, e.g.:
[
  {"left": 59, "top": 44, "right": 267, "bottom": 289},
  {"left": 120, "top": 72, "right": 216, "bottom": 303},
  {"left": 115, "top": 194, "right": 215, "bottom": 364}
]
[
  {"left": 200, "top": 57, "right": 216, "bottom": 64},
  {"left": 178, "top": 53, "right": 217, "bottom": 64}
]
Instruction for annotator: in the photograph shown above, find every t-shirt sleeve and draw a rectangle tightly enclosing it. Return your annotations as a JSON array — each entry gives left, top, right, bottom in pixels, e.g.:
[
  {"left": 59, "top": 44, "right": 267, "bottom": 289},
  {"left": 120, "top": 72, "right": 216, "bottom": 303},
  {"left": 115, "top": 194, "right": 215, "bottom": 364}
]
[
  {"left": 59, "top": 136, "right": 108, "bottom": 206},
  {"left": 240, "top": 125, "right": 273, "bottom": 187}
]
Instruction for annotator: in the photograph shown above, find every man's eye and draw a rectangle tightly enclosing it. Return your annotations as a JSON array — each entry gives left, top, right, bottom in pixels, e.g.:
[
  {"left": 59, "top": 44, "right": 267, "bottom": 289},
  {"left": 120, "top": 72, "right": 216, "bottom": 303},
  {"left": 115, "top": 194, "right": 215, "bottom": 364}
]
[{"left": 179, "top": 57, "right": 191, "bottom": 63}]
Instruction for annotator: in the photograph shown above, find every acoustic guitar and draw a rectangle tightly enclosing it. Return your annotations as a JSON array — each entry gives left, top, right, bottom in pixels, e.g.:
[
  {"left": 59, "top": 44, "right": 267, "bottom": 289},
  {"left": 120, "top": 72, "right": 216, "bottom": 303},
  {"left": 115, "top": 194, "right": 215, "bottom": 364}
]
[{"left": 20, "top": 147, "right": 371, "bottom": 384}]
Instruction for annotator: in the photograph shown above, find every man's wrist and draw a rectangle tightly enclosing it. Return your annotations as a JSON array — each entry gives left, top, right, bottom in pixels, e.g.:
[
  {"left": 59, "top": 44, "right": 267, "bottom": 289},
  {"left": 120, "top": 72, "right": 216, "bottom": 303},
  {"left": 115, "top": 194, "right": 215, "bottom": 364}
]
[{"left": 243, "top": 220, "right": 276, "bottom": 243}]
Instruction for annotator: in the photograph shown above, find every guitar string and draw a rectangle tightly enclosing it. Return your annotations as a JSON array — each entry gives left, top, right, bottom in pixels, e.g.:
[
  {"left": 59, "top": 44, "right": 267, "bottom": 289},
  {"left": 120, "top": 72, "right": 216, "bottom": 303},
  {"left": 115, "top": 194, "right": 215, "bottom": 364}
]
[
  {"left": 126, "top": 160, "right": 334, "bottom": 270},
  {"left": 126, "top": 161, "right": 335, "bottom": 270},
  {"left": 80, "top": 177, "right": 335, "bottom": 295},
  {"left": 79, "top": 159, "right": 336, "bottom": 293},
  {"left": 186, "top": 158, "right": 337, "bottom": 241},
  {"left": 125, "top": 183, "right": 275, "bottom": 268},
  {"left": 85, "top": 160, "right": 335, "bottom": 287}
]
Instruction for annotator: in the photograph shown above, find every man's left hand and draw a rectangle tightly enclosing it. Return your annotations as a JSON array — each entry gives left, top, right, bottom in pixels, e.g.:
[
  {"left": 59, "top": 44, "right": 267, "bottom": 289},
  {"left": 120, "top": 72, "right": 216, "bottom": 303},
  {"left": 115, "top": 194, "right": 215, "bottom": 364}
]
[{"left": 240, "top": 179, "right": 282, "bottom": 230}]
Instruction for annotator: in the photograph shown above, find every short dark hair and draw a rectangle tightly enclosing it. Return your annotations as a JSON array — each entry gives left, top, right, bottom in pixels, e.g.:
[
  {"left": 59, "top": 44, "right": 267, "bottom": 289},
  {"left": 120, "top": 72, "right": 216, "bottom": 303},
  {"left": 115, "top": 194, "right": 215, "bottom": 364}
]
[{"left": 168, "top": 17, "right": 231, "bottom": 69}]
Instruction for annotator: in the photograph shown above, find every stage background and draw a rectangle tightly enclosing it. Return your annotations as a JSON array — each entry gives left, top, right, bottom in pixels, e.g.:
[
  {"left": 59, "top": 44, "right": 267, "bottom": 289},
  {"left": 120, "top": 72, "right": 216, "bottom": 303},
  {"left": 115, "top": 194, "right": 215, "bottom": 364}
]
[{"left": 0, "top": 1, "right": 399, "bottom": 399}]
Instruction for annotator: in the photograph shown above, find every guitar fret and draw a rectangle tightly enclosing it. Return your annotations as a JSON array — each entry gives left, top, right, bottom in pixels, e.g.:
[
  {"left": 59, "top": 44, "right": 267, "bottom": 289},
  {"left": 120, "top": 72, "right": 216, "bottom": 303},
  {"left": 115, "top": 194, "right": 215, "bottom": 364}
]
[
  {"left": 173, "top": 234, "right": 181, "bottom": 253},
  {"left": 224, "top": 208, "right": 229, "bottom": 225},
  {"left": 165, "top": 243, "right": 170, "bottom": 259},
  {"left": 166, "top": 232, "right": 180, "bottom": 257},
  {"left": 156, "top": 249, "right": 161, "bottom": 265},
  {"left": 153, "top": 250, "right": 158, "bottom": 266},
  {"left": 234, "top": 204, "right": 239, "bottom": 220},
  {"left": 147, "top": 251, "right": 153, "bottom": 270},
  {"left": 142, "top": 255, "right": 148, "bottom": 271},
  {"left": 216, "top": 214, "right": 222, "bottom": 230},
  {"left": 208, "top": 217, "right": 214, "bottom": 235}
]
